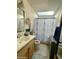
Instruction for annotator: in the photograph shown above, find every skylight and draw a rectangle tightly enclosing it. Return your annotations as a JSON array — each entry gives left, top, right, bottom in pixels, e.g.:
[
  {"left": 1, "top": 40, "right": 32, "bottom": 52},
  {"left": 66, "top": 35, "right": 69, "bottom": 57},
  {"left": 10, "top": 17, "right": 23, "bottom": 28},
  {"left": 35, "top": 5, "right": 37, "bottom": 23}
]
[{"left": 37, "top": 11, "right": 54, "bottom": 16}]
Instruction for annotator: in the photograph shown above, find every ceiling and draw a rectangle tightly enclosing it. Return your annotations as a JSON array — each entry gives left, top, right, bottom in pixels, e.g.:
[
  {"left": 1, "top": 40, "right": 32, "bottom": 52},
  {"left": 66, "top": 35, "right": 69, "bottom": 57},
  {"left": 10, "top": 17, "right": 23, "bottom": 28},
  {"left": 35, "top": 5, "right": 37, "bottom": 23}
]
[{"left": 27, "top": 0, "right": 62, "bottom": 14}]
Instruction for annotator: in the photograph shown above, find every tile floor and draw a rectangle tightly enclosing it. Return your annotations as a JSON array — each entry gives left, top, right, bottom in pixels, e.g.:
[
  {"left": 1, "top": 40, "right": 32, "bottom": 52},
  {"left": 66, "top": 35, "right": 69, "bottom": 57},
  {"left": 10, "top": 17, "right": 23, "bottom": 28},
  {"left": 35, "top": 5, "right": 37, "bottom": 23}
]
[{"left": 32, "top": 44, "right": 49, "bottom": 59}]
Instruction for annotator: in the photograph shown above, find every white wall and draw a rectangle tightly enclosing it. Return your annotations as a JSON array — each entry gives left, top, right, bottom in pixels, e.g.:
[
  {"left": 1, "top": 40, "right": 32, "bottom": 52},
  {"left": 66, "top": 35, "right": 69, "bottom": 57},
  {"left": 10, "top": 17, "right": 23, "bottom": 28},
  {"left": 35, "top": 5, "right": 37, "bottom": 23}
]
[
  {"left": 23, "top": 0, "right": 38, "bottom": 31},
  {"left": 55, "top": 8, "right": 62, "bottom": 27}
]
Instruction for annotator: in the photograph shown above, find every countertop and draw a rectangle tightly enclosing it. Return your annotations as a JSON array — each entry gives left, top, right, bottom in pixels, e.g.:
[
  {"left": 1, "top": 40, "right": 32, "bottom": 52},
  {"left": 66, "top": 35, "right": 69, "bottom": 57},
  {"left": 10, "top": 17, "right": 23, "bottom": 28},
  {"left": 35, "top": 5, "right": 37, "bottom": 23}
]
[{"left": 17, "top": 35, "right": 35, "bottom": 52}]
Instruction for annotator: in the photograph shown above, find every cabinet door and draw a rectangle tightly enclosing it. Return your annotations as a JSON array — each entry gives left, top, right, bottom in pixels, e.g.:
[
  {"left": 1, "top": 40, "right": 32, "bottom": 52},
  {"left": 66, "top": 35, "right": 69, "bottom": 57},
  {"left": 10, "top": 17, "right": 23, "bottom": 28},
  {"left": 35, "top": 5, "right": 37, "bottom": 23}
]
[
  {"left": 28, "top": 40, "right": 34, "bottom": 59},
  {"left": 17, "top": 40, "right": 34, "bottom": 59},
  {"left": 29, "top": 44, "right": 34, "bottom": 59},
  {"left": 17, "top": 45, "right": 29, "bottom": 59}
]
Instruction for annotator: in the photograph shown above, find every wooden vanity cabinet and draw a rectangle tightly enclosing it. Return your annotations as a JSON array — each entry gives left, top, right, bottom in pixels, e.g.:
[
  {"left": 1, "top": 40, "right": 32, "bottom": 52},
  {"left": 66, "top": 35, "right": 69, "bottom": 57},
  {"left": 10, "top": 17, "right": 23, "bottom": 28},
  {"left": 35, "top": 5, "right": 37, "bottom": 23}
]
[
  {"left": 17, "top": 39, "right": 34, "bottom": 59},
  {"left": 28, "top": 40, "right": 34, "bottom": 59}
]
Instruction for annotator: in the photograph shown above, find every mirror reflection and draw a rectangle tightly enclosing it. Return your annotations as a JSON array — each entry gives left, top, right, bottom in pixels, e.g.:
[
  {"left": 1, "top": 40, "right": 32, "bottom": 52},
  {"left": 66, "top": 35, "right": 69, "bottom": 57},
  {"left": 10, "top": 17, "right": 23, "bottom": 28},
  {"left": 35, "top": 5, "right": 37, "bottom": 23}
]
[{"left": 17, "top": 0, "right": 25, "bottom": 38}]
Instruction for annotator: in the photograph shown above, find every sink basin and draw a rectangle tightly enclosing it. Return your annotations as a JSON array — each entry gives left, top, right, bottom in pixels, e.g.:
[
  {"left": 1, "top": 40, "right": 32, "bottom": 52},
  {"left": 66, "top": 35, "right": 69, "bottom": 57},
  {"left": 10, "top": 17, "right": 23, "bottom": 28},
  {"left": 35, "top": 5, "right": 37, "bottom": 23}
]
[
  {"left": 17, "top": 36, "right": 30, "bottom": 49},
  {"left": 17, "top": 35, "right": 35, "bottom": 51}
]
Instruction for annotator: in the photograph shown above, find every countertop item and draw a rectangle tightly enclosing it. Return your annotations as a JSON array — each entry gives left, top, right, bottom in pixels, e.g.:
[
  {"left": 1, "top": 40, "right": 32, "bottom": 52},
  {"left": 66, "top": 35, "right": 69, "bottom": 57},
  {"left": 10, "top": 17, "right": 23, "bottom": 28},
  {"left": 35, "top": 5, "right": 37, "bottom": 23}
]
[{"left": 17, "top": 35, "right": 35, "bottom": 52}]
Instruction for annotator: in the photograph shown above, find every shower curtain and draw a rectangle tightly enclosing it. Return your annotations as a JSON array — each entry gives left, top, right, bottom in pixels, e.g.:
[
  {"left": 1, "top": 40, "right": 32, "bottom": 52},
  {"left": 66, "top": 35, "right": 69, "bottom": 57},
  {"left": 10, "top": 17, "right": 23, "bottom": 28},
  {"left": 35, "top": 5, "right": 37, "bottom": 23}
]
[{"left": 33, "top": 18, "right": 57, "bottom": 43}]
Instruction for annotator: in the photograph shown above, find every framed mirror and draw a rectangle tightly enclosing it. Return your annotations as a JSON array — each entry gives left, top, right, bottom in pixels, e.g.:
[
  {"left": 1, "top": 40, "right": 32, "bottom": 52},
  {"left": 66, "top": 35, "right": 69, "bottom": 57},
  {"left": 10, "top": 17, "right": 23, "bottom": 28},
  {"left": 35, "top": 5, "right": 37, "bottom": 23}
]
[{"left": 17, "top": 0, "right": 25, "bottom": 38}]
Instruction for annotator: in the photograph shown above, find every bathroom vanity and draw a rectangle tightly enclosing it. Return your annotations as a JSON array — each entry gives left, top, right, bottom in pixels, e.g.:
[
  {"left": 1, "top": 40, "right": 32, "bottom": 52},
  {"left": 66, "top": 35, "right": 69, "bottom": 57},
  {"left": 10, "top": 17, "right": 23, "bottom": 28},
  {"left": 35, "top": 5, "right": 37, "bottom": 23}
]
[{"left": 17, "top": 35, "right": 35, "bottom": 59}]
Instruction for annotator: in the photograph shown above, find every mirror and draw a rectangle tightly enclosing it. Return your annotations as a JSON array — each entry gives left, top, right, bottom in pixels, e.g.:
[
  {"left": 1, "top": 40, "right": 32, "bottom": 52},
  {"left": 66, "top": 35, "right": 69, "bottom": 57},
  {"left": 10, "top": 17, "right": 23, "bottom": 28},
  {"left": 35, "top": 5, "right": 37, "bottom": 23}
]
[{"left": 17, "top": 0, "right": 25, "bottom": 38}]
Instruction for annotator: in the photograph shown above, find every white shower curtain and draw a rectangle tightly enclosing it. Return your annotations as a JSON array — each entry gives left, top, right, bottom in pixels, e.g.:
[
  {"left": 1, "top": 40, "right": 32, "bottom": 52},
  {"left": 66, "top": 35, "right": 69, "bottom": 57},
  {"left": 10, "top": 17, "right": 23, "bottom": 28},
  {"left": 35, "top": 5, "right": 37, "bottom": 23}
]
[{"left": 34, "top": 18, "right": 57, "bottom": 43}]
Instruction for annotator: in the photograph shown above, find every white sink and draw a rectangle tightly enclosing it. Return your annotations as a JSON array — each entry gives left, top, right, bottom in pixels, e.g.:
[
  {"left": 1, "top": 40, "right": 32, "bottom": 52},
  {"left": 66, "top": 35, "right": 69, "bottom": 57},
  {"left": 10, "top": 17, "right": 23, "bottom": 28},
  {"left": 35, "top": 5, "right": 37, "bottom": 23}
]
[{"left": 17, "top": 35, "right": 35, "bottom": 51}]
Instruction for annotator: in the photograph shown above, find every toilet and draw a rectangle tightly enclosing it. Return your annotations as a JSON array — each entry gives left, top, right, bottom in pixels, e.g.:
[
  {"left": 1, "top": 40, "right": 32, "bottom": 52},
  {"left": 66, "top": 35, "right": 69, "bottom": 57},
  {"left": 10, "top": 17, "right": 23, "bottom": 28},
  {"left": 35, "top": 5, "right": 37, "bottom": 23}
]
[{"left": 34, "top": 40, "right": 40, "bottom": 50}]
